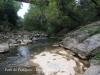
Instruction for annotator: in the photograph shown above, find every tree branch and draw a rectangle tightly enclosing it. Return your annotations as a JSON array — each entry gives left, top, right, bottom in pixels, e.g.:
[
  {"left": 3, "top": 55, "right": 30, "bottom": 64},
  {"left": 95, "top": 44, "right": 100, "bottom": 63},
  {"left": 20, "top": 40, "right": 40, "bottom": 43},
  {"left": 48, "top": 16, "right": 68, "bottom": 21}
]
[{"left": 91, "top": 0, "right": 98, "bottom": 5}]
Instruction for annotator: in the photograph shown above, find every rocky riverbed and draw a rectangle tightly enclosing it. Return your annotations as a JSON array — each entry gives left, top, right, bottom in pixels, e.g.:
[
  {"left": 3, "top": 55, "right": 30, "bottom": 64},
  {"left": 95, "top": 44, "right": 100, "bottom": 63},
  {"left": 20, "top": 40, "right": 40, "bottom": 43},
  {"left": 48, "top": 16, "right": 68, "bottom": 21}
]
[
  {"left": 1, "top": 20, "right": 100, "bottom": 75},
  {"left": 0, "top": 31, "right": 47, "bottom": 53},
  {"left": 0, "top": 37, "right": 90, "bottom": 75}
]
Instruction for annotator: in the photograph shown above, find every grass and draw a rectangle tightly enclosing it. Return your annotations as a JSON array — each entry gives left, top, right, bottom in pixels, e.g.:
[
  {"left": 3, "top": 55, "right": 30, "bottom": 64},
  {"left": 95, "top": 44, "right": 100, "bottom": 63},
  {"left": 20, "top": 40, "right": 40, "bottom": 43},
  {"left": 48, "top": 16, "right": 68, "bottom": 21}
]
[
  {"left": 88, "top": 27, "right": 100, "bottom": 36},
  {"left": 92, "top": 50, "right": 100, "bottom": 60},
  {"left": 80, "top": 25, "right": 94, "bottom": 31},
  {"left": 80, "top": 25, "right": 100, "bottom": 36},
  {"left": 19, "top": 37, "right": 23, "bottom": 40},
  {"left": 8, "top": 40, "right": 13, "bottom": 44},
  {"left": 51, "top": 36, "right": 64, "bottom": 41},
  {"left": 56, "top": 36, "right": 64, "bottom": 41},
  {"left": 92, "top": 54, "right": 100, "bottom": 60}
]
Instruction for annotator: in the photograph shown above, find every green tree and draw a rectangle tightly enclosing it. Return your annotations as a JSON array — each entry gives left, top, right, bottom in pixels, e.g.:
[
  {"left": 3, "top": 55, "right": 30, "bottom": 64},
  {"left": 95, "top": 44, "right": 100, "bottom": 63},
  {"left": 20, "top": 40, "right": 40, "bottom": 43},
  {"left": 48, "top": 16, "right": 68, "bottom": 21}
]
[
  {"left": 0, "top": 0, "right": 22, "bottom": 31},
  {"left": 24, "top": 0, "right": 100, "bottom": 36}
]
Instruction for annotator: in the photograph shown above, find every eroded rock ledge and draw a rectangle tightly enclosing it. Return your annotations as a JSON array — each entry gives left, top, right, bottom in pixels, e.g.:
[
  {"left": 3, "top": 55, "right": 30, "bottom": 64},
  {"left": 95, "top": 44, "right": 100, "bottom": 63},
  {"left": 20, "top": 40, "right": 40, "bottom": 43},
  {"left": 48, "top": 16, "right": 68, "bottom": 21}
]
[
  {"left": 59, "top": 21, "right": 100, "bottom": 59},
  {"left": 59, "top": 21, "right": 100, "bottom": 75}
]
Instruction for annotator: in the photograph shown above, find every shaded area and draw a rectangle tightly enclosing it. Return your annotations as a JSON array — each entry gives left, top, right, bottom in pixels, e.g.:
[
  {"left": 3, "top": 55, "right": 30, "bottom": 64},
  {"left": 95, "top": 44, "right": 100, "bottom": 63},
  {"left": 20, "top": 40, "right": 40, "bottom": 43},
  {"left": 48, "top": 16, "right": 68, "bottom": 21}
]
[{"left": 16, "top": 0, "right": 29, "bottom": 3}]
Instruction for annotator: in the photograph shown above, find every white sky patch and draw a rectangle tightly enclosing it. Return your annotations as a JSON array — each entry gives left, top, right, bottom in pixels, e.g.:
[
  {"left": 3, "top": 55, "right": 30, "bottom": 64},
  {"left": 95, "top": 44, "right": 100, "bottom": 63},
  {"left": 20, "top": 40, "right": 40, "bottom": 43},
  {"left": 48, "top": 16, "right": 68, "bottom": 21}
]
[
  {"left": 75, "top": 0, "right": 80, "bottom": 4},
  {"left": 17, "top": 2, "right": 29, "bottom": 18}
]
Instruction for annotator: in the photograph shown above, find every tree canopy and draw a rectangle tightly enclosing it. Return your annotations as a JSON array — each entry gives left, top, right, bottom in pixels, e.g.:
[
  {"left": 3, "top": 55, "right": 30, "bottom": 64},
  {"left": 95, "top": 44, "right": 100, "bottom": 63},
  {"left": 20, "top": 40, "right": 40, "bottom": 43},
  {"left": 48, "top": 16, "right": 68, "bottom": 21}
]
[
  {"left": 0, "top": 0, "right": 100, "bottom": 36},
  {"left": 0, "top": 0, "right": 22, "bottom": 31},
  {"left": 22, "top": 0, "right": 100, "bottom": 36}
]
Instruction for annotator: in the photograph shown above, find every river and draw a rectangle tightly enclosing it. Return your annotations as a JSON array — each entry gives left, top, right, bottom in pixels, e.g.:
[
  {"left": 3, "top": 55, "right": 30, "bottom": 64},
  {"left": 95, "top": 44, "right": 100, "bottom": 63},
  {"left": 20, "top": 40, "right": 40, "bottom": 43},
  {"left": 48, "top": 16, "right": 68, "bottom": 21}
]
[{"left": 0, "top": 38, "right": 89, "bottom": 75}]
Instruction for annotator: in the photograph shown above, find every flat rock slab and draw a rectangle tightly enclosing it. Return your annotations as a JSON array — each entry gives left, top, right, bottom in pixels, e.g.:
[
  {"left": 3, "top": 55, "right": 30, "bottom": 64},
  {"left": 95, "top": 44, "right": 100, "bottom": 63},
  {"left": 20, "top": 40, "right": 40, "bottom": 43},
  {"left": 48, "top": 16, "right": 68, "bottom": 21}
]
[{"left": 29, "top": 48, "right": 89, "bottom": 75}]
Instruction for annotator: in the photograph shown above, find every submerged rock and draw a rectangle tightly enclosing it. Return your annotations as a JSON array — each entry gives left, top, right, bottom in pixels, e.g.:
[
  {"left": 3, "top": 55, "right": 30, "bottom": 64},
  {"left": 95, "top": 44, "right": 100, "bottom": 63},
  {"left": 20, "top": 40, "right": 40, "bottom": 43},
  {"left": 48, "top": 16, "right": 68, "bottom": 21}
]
[{"left": 32, "top": 37, "right": 38, "bottom": 41}]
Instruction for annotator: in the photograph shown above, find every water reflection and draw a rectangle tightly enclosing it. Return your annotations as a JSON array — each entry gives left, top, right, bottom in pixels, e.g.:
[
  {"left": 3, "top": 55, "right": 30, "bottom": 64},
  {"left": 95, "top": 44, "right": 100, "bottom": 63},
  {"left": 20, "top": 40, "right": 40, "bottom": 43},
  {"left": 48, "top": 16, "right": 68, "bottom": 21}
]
[
  {"left": 17, "top": 46, "right": 30, "bottom": 59},
  {"left": 0, "top": 39, "right": 56, "bottom": 71}
]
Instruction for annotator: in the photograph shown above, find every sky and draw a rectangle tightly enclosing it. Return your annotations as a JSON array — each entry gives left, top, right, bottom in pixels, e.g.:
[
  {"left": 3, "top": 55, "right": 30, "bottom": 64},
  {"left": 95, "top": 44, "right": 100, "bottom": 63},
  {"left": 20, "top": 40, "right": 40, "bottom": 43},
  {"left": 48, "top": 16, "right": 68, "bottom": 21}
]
[{"left": 17, "top": 2, "right": 29, "bottom": 18}]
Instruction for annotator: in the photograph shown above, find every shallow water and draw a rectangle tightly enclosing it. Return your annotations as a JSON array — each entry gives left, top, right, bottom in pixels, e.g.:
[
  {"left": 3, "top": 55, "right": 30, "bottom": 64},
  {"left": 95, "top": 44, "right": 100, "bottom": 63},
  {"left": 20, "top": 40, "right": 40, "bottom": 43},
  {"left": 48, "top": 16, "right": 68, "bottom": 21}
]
[
  {"left": 0, "top": 38, "right": 89, "bottom": 75},
  {"left": 31, "top": 47, "right": 90, "bottom": 75}
]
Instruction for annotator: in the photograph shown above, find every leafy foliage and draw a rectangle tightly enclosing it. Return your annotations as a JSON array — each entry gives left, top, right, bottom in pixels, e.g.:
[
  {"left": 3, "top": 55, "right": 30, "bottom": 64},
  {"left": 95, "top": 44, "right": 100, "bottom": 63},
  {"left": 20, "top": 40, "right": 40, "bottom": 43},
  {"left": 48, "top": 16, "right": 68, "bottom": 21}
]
[
  {"left": 0, "top": 0, "right": 22, "bottom": 31},
  {"left": 92, "top": 50, "right": 100, "bottom": 60},
  {"left": 80, "top": 25, "right": 94, "bottom": 31},
  {"left": 89, "top": 27, "right": 100, "bottom": 36},
  {"left": 23, "top": 0, "right": 100, "bottom": 36}
]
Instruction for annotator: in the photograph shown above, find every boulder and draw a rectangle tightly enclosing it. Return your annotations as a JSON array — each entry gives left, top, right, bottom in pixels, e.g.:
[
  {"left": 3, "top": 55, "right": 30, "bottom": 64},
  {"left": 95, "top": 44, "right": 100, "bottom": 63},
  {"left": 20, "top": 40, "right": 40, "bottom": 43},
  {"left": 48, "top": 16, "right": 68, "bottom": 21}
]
[
  {"left": 83, "top": 60, "right": 100, "bottom": 75},
  {"left": 60, "top": 21, "right": 100, "bottom": 59},
  {"left": 32, "top": 37, "right": 38, "bottom": 41},
  {"left": 7, "top": 39, "right": 19, "bottom": 47},
  {"left": 18, "top": 38, "right": 32, "bottom": 46},
  {"left": 83, "top": 66, "right": 100, "bottom": 75},
  {"left": 60, "top": 33, "right": 100, "bottom": 59},
  {"left": 76, "top": 34, "right": 100, "bottom": 59},
  {"left": 0, "top": 43, "right": 9, "bottom": 53},
  {"left": 22, "top": 39, "right": 32, "bottom": 44},
  {"left": 90, "top": 60, "right": 100, "bottom": 66},
  {"left": 9, "top": 43, "right": 19, "bottom": 48}
]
